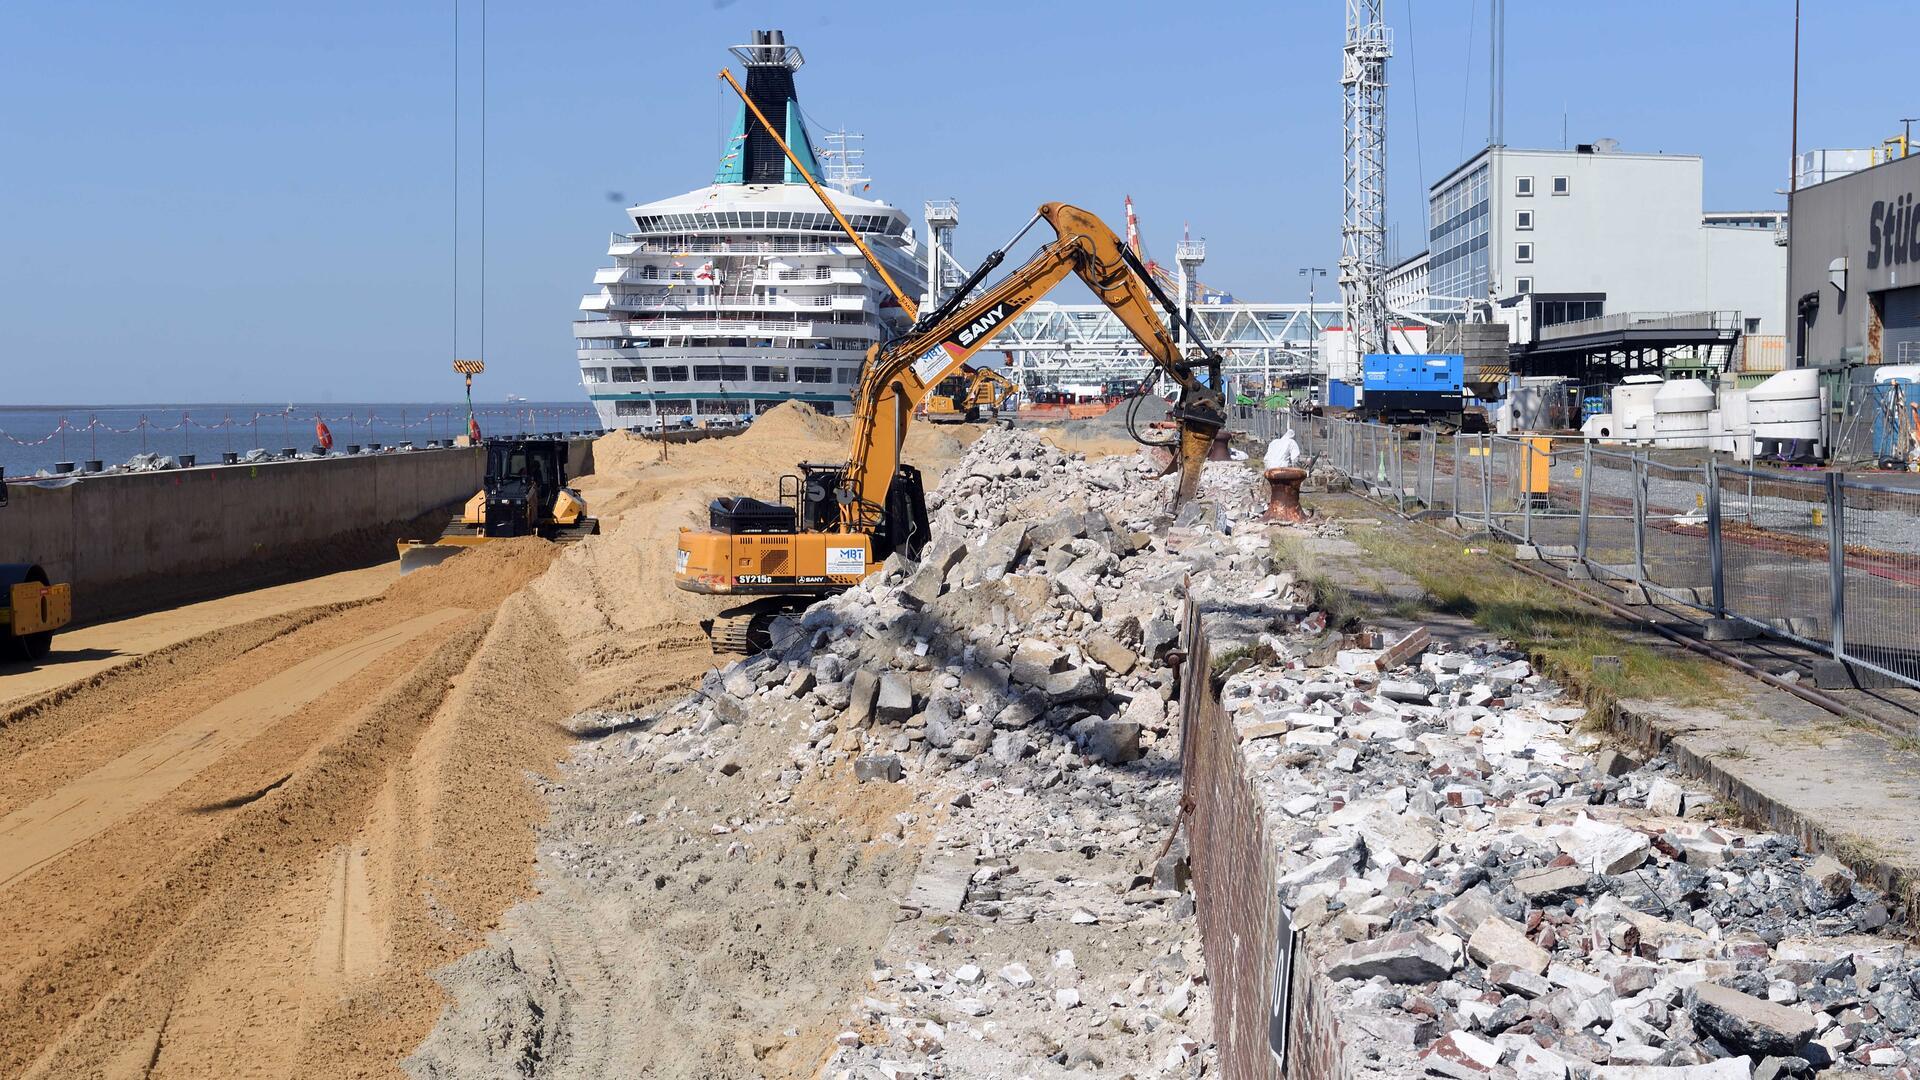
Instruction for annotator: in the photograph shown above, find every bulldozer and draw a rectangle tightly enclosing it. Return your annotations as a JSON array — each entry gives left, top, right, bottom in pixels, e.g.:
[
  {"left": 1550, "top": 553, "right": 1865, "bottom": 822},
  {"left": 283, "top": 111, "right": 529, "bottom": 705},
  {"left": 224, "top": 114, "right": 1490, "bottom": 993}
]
[
  {"left": 1, "top": 563, "right": 70, "bottom": 662},
  {"left": 1, "top": 477, "right": 73, "bottom": 663},
  {"left": 396, "top": 437, "right": 599, "bottom": 574}
]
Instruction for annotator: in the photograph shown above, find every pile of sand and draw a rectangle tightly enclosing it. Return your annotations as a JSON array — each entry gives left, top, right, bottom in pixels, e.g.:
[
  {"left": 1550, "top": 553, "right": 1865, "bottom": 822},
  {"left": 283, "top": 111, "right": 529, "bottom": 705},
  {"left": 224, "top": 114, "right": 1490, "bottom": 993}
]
[{"left": 383, "top": 538, "right": 563, "bottom": 613}]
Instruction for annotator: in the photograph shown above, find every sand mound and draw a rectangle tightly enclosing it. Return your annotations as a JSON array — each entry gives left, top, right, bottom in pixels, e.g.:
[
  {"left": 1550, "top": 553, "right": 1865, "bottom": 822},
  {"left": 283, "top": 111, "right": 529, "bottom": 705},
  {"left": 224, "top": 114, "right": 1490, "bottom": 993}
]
[
  {"left": 383, "top": 538, "right": 563, "bottom": 612},
  {"left": 588, "top": 429, "right": 667, "bottom": 473},
  {"left": 737, "top": 399, "right": 848, "bottom": 446}
]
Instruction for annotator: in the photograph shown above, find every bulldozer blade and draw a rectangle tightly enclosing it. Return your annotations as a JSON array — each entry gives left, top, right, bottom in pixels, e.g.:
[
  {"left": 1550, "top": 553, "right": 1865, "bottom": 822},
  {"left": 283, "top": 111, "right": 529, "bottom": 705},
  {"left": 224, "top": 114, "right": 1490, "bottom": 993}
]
[{"left": 397, "top": 543, "right": 470, "bottom": 576}]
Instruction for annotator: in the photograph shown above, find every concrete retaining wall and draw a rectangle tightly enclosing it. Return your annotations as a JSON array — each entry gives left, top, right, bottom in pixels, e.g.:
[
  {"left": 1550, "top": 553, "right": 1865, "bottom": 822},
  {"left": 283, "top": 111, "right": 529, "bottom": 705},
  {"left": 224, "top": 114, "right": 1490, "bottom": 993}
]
[{"left": 0, "top": 438, "right": 596, "bottom": 623}]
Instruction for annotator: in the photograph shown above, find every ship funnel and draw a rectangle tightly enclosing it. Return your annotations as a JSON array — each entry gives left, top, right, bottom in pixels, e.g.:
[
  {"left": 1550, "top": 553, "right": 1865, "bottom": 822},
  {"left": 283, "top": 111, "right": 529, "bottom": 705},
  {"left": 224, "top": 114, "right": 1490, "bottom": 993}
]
[{"left": 721, "top": 30, "right": 817, "bottom": 186}]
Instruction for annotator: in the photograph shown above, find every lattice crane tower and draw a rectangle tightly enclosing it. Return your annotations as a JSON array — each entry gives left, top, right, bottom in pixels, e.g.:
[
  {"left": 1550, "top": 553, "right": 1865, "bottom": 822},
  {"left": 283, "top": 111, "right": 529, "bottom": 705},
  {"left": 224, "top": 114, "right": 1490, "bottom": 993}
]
[
  {"left": 1175, "top": 227, "right": 1206, "bottom": 352},
  {"left": 1339, "top": 0, "right": 1392, "bottom": 368},
  {"left": 923, "top": 199, "right": 962, "bottom": 307}
]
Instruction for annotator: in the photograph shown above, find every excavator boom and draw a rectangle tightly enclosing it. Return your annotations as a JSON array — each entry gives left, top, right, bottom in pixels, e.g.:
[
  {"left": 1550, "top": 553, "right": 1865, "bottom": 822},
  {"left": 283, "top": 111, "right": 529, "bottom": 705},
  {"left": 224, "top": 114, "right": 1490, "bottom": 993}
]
[{"left": 837, "top": 202, "right": 1223, "bottom": 532}]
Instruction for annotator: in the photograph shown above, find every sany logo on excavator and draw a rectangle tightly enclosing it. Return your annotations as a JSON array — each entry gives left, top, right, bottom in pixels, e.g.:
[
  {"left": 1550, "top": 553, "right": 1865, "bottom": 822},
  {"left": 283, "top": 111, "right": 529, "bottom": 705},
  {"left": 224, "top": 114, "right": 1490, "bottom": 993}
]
[{"left": 953, "top": 302, "right": 1010, "bottom": 348}]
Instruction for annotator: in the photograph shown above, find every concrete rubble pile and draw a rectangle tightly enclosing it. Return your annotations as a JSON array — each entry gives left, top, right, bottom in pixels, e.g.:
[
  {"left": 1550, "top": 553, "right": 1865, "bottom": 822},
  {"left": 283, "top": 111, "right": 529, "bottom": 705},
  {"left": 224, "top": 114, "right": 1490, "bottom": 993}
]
[
  {"left": 1226, "top": 608, "right": 1916, "bottom": 1078},
  {"left": 661, "top": 429, "right": 1317, "bottom": 1076}
]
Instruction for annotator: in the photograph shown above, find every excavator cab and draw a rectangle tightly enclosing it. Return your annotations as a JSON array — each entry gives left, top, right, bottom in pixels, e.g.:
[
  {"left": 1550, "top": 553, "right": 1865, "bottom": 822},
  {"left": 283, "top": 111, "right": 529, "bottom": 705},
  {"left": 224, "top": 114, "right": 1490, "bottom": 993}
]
[
  {"left": 678, "top": 464, "right": 927, "bottom": 653},
  {"left": 925, "top": 374, "right": 978, "bottom": 424}
]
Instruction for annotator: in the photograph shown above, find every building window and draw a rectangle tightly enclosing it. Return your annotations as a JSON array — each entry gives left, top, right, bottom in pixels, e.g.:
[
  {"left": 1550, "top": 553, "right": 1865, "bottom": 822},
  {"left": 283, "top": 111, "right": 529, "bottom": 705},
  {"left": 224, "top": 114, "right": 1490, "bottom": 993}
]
[
  {"left": 837, "top": 367, "right": 860, "bottom": 384},
  {"left": 583, "top": 368, "right": 608, "bottom": 384},
  {"left": 1745, "top": 317, "right": 1761, "bottom": 333},
  {"left": 1514, "top": 277, "right": 1533, "bottom": 295},
  {"left": 614, "top": 400, "right": 648, "bottom": 417},
  {"left": 652, "top": 365, "right": 689, "bottom": 382},
  {"left": 1515, "top": 176, "right": 1534, "bottom": 197},
  {"left": 1515, "top": 243, "right": 1534, "bottom": 263},
  {"left": 1515, "top": 210, "right": 1533, "bottom": 230},
  {"left": 1552, "top": 176, "right": 1570, "bottom": 196}
]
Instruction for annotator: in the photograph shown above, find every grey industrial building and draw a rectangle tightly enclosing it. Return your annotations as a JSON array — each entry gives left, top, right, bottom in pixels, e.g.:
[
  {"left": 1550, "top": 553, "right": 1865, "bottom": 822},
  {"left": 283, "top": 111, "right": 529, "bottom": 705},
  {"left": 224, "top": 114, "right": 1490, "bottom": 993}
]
[{"left": 1787, "top": 151, "right": 1920, "bottom": 369}]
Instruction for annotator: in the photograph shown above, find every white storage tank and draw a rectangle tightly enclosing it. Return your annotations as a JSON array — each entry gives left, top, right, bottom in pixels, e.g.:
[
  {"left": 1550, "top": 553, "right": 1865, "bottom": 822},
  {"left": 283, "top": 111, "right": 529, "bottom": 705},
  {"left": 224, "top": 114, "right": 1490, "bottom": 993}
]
[
  {"left": 1580, "top": 412, "right": 1620, "bottom": 440},
  {"left": 1652, "top": 379, "right": 1715, "bottom": 448},
  {"left": 1609, "top": 375, "right": 1665, "bottom": 434},
  {"left": 1747, "top": 368, "right": 1822, "bottom": 440}
]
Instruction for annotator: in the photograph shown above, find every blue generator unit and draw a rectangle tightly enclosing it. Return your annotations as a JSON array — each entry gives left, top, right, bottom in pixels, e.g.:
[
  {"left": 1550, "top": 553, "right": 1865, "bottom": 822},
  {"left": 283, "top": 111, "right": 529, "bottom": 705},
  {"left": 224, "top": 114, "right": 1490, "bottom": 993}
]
[{"left": 1360, "top": 353, "right": 1469, "bottom": 427}]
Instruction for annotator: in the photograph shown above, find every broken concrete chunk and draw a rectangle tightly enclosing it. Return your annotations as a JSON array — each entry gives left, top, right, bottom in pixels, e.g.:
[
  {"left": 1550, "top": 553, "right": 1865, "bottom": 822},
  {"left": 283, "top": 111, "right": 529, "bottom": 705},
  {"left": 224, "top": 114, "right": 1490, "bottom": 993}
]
[
  {"left": 1326, "top": 931, "right": 1458, "bottom": 984},
  {"left": 1467, "top": 916, "right": 1550, "bottom": 976},
  {"left": 1041, "top": 665, "right": 1106, "bottom": 702},
  {"left": 873, "top": 673, "right": 915, "bottom": 724},
  {"left": 1419, "top": 1029, "right": 1501, "bottom": 1078},
  {"left": 843, "top": 668, "right": 880, "bottom": 729},
  {"left": 1799, "top": 854, "right": 1855, "bottom": 913},
  {"left": 853, "top": 755, "right": 904, "bottom": 783},
  {"left": 1689, "top": 983, "right": 1818, "bottom": 1058},
  {"left": 1512, "top": 865, "right": 1593, "bottom": 904},
  {"left": 1645, "top": 777, "right": 1685, "bottom": 817},
  {"left": 1083, "top": 630, "right": 1137, "bottom": 675},
  {"left": 1378, "top": 678, "right": 1432, "bottom": 704},
  {"left": 1010, "top": 639, "right": 1067, "bottom": 686},
  {"left": 959, "top": 521, "right": 1030, "bottom": 584},
  {"left": 1436, "top": 886, "right": 1501, "bottom": 939},
  {"left": 896, "top": 540, "right": 968, "bottom": 609},
  {"left": 1071, "top": 717, "right": 1142, "bottom": 764}
]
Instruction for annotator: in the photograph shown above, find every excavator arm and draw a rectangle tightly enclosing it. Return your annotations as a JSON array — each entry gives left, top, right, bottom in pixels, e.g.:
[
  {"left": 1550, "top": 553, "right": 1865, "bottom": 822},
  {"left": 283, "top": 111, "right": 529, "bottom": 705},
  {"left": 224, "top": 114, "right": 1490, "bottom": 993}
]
[
  {"left": 838, "top": 202, "right": 1224, "bottom": 532},
  {"left": 968, "top": 367, "right": 1015, "bottom": 409}
]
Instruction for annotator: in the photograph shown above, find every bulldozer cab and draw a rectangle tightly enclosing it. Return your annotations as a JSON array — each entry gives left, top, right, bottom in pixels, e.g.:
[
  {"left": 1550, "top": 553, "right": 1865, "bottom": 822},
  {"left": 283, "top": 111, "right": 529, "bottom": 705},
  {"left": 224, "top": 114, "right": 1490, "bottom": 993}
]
[{"left": 482, "top": 439, "right": 569, "bottom": 538}]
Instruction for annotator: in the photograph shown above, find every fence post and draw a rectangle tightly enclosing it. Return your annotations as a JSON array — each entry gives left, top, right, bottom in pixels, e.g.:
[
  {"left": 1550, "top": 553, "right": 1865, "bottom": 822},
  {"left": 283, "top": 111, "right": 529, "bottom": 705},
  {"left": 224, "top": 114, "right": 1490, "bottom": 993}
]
[
  {"left": 1827, "top": 472, "right": 1847, "bottom": 663},
  {"left": 1522, "top": 445, "right": 1534, "bottom": 547},
  {"left": 1423, "top": 433, "right": 1435, "bottom": 507},
  {"left": 1393, "top": 430, "right": 1406, "bottom": 512},
  {"left": 1452, "top": 435, "right": 1461, "bottom": 520},
  {"left": 1705, "top": 457, "right": 1725, "bottom": 614},
  {"left": 1480, "top": 436, "right": 1493, "bottom": 527},
  {"left": 1632, "top": 453, "right": 1648, "bottom": 583},
  {"left": 1578, "top": 442, "right": 1592, "bottom": 568}
]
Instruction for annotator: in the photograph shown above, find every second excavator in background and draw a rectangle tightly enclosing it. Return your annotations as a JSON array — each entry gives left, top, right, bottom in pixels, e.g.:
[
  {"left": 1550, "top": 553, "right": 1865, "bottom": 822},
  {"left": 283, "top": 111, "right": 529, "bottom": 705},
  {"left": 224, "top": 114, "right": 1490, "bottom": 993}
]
[{"left": 925, "top": 364, "right": 1017, "bottom": 424}]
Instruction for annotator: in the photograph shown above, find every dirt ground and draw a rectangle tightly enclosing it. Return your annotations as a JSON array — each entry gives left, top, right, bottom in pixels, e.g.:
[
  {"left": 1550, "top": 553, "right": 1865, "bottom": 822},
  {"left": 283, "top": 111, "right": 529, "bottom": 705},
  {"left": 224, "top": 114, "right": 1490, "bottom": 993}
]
[
  {"left": 0, "top": 564, "right": 397, "bottom": 709},
  {"left": 0, "top": 403, "right": 995, "bottom": 1079}
]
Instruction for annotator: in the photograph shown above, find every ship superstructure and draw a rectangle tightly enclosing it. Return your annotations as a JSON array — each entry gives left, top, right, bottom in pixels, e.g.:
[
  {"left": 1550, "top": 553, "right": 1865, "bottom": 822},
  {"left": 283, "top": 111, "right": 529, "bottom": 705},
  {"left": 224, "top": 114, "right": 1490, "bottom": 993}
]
[{"left": 575, "top": 30, "right": 922, "bottom": 429}]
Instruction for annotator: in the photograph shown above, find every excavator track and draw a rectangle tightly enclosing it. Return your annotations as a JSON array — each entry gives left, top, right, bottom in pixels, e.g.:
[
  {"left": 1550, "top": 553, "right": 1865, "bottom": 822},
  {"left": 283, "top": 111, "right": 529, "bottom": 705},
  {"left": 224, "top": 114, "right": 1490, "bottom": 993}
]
[{"left": 702, "top": 596, "right": 811, "bottom": 656}]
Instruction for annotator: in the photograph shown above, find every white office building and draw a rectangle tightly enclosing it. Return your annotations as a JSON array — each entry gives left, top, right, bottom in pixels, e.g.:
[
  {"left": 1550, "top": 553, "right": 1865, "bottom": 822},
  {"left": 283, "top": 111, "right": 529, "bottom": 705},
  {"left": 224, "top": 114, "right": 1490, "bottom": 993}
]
[{"left": 1422, "top": 141, "right": 1786, "bottom": 341}]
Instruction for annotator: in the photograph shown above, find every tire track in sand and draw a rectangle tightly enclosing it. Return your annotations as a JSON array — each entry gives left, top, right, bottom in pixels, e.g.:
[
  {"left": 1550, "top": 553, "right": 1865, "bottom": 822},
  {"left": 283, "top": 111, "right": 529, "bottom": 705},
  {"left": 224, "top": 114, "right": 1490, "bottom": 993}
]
[{"left": 0, "top": 609, "right": 465, "bottom": 890}]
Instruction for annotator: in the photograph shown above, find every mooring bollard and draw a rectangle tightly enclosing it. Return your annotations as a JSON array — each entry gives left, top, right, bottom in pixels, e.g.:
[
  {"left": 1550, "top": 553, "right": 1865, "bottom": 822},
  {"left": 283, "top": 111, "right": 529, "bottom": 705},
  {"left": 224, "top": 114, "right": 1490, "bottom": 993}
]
[{"left": 1262, "top": 466, "right": 1309, "bottom": 523}]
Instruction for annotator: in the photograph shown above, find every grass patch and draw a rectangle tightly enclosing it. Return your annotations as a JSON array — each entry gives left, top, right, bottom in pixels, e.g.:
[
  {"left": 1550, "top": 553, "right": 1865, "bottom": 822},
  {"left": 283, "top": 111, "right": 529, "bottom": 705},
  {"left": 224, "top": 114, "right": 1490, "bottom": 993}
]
[
  {"left": 1344, "top": 525, "right": 1724, "bottom": 710},
  {"left": 1271, "top": 535, "right": 1364, "bottom": 632},
  {"left": 1210, "top": 643, "right": 1256, "bottom": 678}
]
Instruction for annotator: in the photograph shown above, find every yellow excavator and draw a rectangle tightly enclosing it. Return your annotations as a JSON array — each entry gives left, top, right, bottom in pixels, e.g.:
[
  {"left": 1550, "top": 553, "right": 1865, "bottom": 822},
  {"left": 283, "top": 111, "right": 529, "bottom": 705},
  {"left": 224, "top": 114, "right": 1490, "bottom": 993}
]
[
  {"left": 925, "top": 365, "right": 1016, "bottom": 424},
  {"left": 673, "top": 67, "right": 1225, "bottom": 651}
]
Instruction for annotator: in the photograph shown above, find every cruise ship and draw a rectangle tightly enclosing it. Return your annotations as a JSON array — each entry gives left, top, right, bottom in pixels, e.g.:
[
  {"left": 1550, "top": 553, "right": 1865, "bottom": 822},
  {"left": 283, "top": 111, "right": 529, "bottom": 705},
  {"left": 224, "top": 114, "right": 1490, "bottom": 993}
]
[{"left": 574, "top": 30, "right": 925, "bottom": 430}]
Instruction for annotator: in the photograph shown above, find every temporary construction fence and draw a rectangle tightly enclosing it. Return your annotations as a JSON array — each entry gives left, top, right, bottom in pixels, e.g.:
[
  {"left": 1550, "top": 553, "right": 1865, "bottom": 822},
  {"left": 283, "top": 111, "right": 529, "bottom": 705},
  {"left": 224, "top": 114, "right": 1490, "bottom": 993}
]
[{"left": 1240, "top": 409, "right": 1920, "bottom": 692}]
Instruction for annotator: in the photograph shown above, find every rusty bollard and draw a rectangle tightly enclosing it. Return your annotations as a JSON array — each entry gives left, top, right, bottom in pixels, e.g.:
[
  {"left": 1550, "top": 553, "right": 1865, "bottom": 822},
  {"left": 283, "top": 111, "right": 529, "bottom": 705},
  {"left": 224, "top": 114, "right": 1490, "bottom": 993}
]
[{"left": 1261, "top": 466, "right": 1308, "bottom": 523}]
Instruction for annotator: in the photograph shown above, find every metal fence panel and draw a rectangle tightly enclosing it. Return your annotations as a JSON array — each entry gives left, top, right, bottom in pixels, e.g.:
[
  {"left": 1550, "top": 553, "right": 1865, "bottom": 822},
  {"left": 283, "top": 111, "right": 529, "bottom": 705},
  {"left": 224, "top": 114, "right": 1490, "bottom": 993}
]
[
  {"left": 1714, "top": 465, "right": 1834, "bottom": 648},
  {"left": 1837, "top": 478, "right": 1920, "bottom": 685},
  {"left": 1247, "top": 414, "right": 1920, "bottom": 692}
]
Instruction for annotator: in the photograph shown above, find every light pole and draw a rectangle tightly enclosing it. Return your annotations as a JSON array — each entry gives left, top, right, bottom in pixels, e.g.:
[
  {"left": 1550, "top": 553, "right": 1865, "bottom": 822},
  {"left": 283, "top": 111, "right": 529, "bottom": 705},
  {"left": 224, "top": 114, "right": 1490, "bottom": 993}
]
[{"left": 1298, "top": 267, "right": 1327, "bottom": 383}]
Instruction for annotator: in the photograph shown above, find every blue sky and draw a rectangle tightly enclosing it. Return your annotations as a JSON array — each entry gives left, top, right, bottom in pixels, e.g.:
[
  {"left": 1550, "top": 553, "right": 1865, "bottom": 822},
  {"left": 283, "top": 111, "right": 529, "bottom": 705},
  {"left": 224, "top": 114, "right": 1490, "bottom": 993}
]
[{"left": 2, "top": 1, "right": 1909, "bottom": 404}]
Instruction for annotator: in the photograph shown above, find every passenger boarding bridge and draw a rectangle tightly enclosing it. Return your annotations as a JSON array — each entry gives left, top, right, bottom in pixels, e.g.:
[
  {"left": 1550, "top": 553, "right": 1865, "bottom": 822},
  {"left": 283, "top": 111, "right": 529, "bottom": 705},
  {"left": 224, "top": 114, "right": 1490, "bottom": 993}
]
[{"left": 995, "top": 302, "right": 1336, "bottom": 390}]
